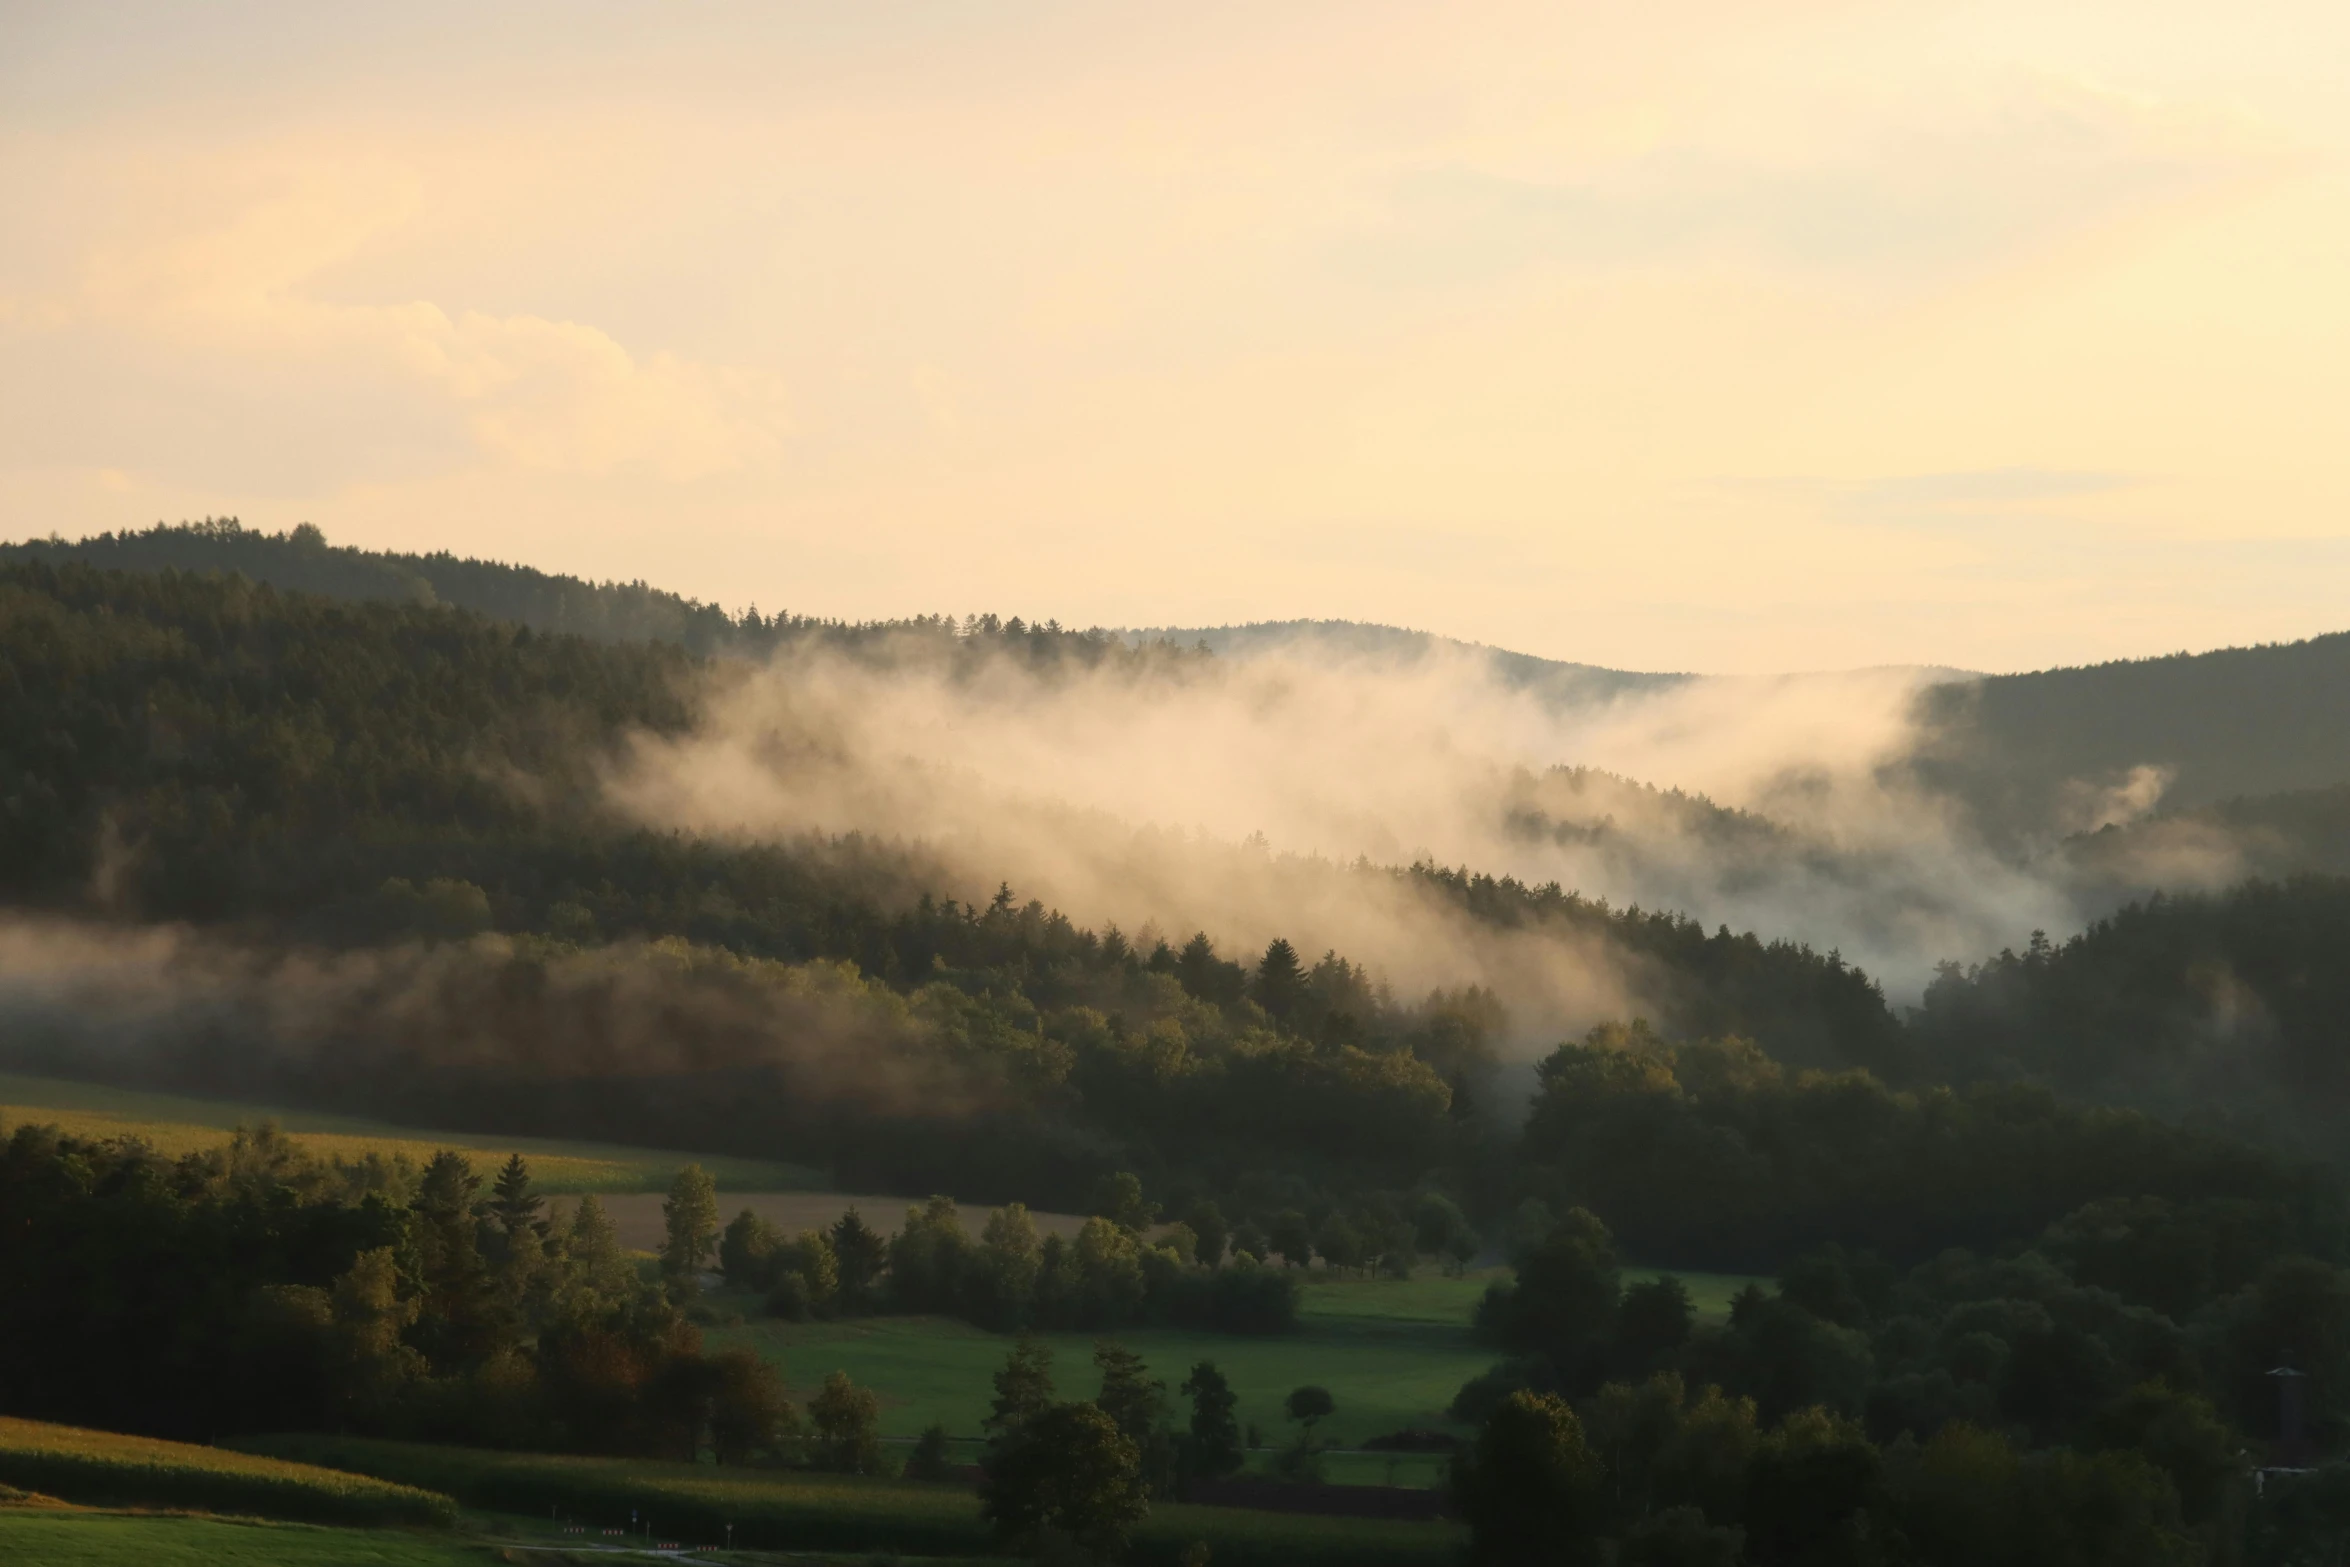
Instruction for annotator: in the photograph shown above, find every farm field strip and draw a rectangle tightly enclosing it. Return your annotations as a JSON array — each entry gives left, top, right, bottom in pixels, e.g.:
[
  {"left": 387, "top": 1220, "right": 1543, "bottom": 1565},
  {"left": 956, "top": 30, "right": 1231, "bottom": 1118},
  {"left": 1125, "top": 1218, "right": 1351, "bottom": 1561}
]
[
  {"left": 0, "top": 1073, "right": 818, "bottom": 1193},
  {"left": 237, "top": 1436, "right": 1463, "bottom": 1567},
  {"left": 0, "top": 1416, "right": 455, "bottom": 1527},
  {"left": 0, "top": 1511, "right": 512, "bottom": 1567}
]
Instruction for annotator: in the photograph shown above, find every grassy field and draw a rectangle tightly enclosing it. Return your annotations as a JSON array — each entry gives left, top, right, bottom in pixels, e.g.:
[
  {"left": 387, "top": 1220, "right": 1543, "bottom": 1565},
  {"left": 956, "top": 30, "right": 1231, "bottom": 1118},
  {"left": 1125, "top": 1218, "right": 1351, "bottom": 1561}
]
[
  {"left": 0, "top": 1417, "right": 456, "bottom": 1527},
  {"left": 709, "top": 1264, "right": 1760, "bottom": 1487},
  {"left": 0, "top": 1073, "right": 819, "bottom": 1194},
  {"left": 0, "top": 1512, "right": 506, "bottom": 1567},
  {"left": 241, "top": 1436, "right": 1464, "bottom": 1567}
]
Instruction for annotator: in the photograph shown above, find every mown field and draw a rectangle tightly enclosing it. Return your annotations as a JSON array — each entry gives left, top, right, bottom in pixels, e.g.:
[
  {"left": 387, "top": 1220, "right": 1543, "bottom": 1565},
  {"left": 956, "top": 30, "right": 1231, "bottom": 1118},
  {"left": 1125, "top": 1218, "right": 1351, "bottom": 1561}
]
[
  {"left": 0, "top": 1416, "right": 455, "bottom": 1527},
  {"left": 240, "top": 1436, "right": 1465, "bottom": 1567},
  {"left": 0, "top": 1512, "right": 504, "bottom": 1567},
  {"left": 0, "top": 1073, "right": 819, "bottom": 1194},
  {"left": 710, "top": 1264, "right": 1759, "bottom": 1488}
]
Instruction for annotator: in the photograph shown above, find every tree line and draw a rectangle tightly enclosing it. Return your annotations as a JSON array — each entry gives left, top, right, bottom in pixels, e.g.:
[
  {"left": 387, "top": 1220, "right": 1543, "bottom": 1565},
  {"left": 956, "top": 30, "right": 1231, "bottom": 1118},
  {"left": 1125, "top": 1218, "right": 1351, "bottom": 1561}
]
[
  {"left": 0, "top": 556, "right": 1912, "bottom": 1219},
  {"left": 1448, "top": 1198, "right": 2350, "bottom": 1565},
  {"left": 11, "top": 552, "right": 2350, "bottom": 1292}
]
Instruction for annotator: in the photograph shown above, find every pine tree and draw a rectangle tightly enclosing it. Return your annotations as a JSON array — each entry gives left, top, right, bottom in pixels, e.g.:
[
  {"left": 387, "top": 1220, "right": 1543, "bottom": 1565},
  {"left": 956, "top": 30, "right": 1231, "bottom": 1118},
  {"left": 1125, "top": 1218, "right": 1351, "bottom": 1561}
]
[
  {"left": 1253, "top": 937, "right": 1306, "bottom": 1021},
  {"left": 413, "top": 1151, "right": 491, "bottom": 1364},
  {"left": 985, "top": 1338, "right": 1056, "bottom": 1445},
  {"left": 1180, "top": 1361, "right": 1243, "bottom": 1478},
  {"left": 1093, "top": 1341, "right": 1165, "bottom": 1447},
  {"left": 830, "top": 1207, "right": 889, "bottom": 1302},
  {"left": 661, "top": 1164, "right": 720, "bottom": 1285},
  {"left": 490, "top": 1154, "right": 543, "bottom": 1240}
]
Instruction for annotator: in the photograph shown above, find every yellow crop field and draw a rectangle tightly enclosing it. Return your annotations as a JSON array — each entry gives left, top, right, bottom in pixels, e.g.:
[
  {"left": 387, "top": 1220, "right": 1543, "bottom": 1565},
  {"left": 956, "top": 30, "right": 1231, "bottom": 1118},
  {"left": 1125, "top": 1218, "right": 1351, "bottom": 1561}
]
[
  {"left": 0, "top": 1073, "right": 819, "bottom": 1194},
  {"left": 0, "top": 1417, "right": 456, "bottom": 1527}
]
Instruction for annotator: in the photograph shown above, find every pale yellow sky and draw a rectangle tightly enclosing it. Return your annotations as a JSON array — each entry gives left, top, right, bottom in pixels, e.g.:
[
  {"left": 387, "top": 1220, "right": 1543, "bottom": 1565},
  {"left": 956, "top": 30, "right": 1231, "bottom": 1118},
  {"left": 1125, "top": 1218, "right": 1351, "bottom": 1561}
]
[{"left": 4, "top": 0, "right": 2347, "bottom": 673}]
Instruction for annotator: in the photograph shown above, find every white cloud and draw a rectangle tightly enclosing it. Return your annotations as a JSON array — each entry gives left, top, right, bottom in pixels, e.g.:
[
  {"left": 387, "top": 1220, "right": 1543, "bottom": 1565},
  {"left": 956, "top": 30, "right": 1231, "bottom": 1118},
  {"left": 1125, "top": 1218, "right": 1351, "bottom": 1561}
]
[{"left": 8, "top": 154, "right": 790, "bottom": 484}]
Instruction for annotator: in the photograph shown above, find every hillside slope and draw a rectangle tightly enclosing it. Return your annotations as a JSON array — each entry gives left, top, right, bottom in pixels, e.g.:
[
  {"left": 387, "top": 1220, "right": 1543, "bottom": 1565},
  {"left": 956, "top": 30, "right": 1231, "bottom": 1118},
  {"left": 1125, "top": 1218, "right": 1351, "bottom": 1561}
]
[
  {"left": 25, "top": 524, "right": 2350, "bottom": 852},
  {"left": 1907, "top": 634, "right": 2350, "bottom": 833}
]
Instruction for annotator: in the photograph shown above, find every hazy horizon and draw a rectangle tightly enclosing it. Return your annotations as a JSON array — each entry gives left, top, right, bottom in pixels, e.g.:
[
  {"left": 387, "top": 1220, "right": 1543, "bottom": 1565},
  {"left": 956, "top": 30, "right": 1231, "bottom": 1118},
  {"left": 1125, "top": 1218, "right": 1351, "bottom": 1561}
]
[{"left": 8, "top": 1, "right": 2350, "bottom": 676}]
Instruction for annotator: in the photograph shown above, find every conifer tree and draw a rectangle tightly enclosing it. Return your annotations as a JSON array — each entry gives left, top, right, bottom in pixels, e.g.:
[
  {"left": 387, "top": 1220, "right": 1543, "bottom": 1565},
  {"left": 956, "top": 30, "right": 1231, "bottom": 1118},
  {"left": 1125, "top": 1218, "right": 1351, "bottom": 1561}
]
[{"left": 661, "top": 1164, "right": 720, "bottom": 1285}]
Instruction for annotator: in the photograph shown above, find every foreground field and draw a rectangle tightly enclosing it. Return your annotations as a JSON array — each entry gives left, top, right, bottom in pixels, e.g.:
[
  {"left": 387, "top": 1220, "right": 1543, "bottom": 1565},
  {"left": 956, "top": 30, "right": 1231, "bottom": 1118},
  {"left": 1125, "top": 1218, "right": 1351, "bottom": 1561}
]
[
  {"left": 242, "top": 1436, "right": 1465, "bottom": 1567},
  {"left": 0, "top": 1511, "right": 502, "bottom": 1567},
  {"left": 0, "top": 1416, "right": 455, "bottom": 1527},
  {"left": 0, "top": 1073, "right": 818, "bottom": 1193},
  {"left": 712, "top": 1264, "right": 1759, "bottom": 1469}
]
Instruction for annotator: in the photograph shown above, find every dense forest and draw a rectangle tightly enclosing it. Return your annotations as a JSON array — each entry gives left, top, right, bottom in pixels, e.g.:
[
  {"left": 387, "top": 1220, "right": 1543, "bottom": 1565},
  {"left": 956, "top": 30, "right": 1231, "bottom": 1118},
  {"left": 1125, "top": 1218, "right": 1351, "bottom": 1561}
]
[
  {"left": 6, "top": 538, "right": 2348, "bottom": 1235},
  {"left": 1447, "top": 1192, "right": 2350, "bottom": 1565},
  {"left": 0, "top": 1122, "right": 1262, "bottom": 1454},
  {"left": 1911, "top": 879, "right": 2350, "bottom": 1155},
  {"left": 0, "top": 553, "right": 1908, "bottom": 1206},
  {"left": 33, "top": 520, "right": 2350, "bottom": 840},
  {"left": 1903, "top": 631, "right": 2350, "bottom": 839}
]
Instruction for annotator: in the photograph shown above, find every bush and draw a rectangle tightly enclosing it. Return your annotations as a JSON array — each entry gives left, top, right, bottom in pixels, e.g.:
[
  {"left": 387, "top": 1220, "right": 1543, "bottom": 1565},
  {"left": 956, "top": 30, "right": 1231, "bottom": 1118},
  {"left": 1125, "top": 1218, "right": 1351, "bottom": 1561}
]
[
  {"left": 1162, "top": 1261, "right": 1301, "bottom": 1334},
  {"left": 906, "top": 1425, "right": 957, "bottom": 1482},
  {"left": 769, "top": 1274, "right": 814, "bottom": 1320}
]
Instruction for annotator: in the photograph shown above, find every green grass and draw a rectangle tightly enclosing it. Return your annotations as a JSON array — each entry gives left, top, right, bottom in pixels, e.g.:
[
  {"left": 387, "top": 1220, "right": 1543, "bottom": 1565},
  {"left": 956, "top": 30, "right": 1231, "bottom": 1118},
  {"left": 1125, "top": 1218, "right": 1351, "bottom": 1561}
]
[
  {"left": 0, "top": 1073, "right": 819, "bottom": 1194},
  {"left": 714, "top": 1308, "right": 1489, "bottom": 1453},
  {"left": 239, "top": 1436, "right": 1463, "bottom": 1567},
  {"left": 710, "top": 1265, "right": 1763, "bottom": 1466},
  {"left": 0, "top": 1417, "right": 455, "bottom": 1528},
  {"left": 0, "top": 1512, "right": 504, "bottom": 1566}
]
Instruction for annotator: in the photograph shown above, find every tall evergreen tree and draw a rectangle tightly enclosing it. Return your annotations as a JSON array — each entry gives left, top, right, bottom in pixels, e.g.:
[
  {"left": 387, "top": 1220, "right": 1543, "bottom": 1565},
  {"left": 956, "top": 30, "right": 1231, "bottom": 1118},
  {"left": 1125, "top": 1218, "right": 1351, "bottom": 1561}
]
[
  {"left": 1253, "top": 937, "right": 1306, "bottom": 1021},
  {"left": 1093, "top": 1341, "right": 1165, "bottom": 1448},
  {"left": 1180, "top": 1361, "right": 1244, "bottom": 1479},
  {"left": 661, "top": 1164, "right": 720, "bottom": 1286},
  {"left": 413, "top": 1151, "right": 490, "bottom": 1362},
  {"left": 490, "top": 1154, "right": 544, "bottom": 1245},
  {"left": 830, "top": 1207, "right": 889, "bottom": 1302},
  {"left": 985, "top": 1338, "right": 1057, "bottom": 1445}
]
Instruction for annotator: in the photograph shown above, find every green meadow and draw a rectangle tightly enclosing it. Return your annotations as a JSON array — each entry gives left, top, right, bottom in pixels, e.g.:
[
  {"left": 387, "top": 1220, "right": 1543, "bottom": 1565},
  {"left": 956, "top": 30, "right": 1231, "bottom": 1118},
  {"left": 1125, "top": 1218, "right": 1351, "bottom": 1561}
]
[
  {"left": 0, "top": 1073, "right": 819, "bottom": 1194},
  {"left": 0, "top": 1512, "right": 503, "bottom": 1567},
  {"left": 710, "top": 1264, "right": 1759, "bottom": 1487}
]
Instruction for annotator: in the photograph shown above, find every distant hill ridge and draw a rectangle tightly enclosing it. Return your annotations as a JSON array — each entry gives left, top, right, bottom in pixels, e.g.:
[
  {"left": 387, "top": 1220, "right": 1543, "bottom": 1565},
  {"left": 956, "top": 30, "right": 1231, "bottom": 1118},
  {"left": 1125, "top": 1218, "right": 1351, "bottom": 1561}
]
[
  {"left": 1123, "top": 618, "right": 1693, "bottom": 704},
  {"left": 0, "top": 518, "right": 844, "bottom": 656},
  {"left": 1908, "top": 628, "right": 2350, "bottom": 831},
  {"left": 13, "top": 520, "right": 2350, "bottom": 837}
]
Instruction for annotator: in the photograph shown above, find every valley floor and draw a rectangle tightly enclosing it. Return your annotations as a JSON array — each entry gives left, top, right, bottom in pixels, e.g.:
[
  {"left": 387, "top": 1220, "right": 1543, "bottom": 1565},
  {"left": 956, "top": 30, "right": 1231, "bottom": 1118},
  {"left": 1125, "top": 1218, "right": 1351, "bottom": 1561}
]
[{"left": 708, "top": 1264, "right": 1760, "bottom": 1487}]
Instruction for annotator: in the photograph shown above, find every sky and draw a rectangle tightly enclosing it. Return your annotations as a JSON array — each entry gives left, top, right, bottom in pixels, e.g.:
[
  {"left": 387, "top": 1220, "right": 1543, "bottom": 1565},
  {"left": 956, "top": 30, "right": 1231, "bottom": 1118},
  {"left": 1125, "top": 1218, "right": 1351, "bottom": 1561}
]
[{"left": 3, "top": 0, "right": 2348, "bottom": 675}]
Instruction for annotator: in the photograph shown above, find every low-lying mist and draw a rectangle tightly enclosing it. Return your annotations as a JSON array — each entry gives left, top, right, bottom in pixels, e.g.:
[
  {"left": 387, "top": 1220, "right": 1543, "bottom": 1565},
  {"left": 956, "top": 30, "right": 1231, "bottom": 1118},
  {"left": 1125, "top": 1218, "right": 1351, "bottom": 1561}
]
[
  {"left": 602, "top": 629, "right": 2161, "bottom": 1043},
  {"left": 0, "top": 916, "right": 1008, "bottom": 1150}
]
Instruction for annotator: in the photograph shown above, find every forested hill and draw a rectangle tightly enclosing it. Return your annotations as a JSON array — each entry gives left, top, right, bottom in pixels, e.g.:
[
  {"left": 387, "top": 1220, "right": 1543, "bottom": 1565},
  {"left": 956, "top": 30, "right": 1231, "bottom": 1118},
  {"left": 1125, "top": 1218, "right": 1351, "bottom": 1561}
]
[
  {"left": 1130, "top": 619, "right": 1696, "bottom": 704},
  {"left": 1912, "top": 875, "right": 2350, "bottom": 1156},
  {"left": 1907, "top": 629, "right": 2350, "bottom": 833},
  {"left": 0, "top": 517, "right": 930, "bottom": 658},
  {"left": 0, "top": 556, "right": 1906, "bottom": 1198},
  {"left": 21, "top": 524, "right": 2350, "bottom": 847}
]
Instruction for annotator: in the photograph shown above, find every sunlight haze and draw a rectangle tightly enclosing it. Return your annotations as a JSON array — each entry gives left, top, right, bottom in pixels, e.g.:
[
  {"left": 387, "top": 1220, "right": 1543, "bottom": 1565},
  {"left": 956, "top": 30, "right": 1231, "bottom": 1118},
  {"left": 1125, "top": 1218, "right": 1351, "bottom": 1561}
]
[{"left": 5, "top": 0, "right": 2348, "bottom": 672}]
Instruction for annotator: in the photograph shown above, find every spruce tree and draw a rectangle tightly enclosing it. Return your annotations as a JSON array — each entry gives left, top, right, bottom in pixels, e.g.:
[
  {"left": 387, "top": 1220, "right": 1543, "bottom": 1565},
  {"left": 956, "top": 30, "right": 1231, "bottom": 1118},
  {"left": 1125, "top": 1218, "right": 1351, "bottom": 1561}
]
[
  {"left": 1253, "top": 937, "right": 1306, "bottom": 1020},
  {"left": 489, "top": 1154, "right": 542, "bottom": 1240},
  {"left": 1180, "top": 1361, "right": 1243, "bottom": 1478},
  {"left": 661, "top": 1164, "right": 720, "bottom": 1285}
]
